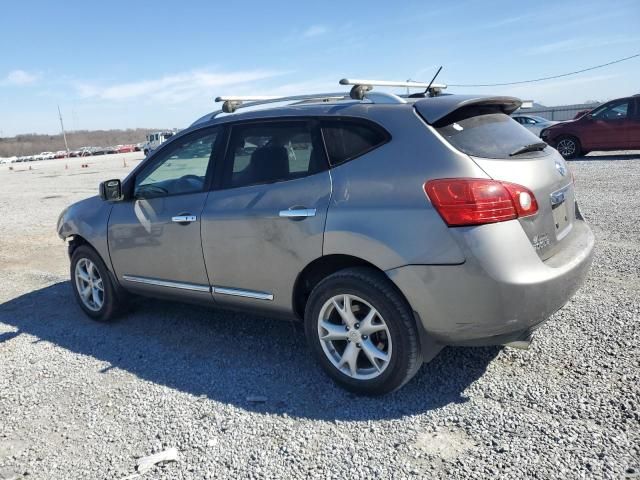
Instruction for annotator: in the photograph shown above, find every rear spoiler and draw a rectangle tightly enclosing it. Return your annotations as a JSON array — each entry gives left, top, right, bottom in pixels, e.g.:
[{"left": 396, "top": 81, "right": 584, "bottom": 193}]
[{"left": 414, "top": 95, "right": 522, "bottom": 125}]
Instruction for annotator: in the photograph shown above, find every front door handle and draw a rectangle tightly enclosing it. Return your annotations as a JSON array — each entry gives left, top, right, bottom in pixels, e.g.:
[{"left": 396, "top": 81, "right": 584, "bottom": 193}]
[
  {"left": 279, "top": 208, "right": 316, "bottom": 219},
  {"left": 172, "top": 214, "right": 197, "bottom": 224}
]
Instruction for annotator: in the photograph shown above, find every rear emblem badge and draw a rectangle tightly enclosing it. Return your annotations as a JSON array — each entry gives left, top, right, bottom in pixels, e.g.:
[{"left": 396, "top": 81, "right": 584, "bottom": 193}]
[
  {"left": 532, "top": 233, "right": 551, "bottom": 251},
  {"left": 555, "top": 160, "right": 567, "bottom": 177}
]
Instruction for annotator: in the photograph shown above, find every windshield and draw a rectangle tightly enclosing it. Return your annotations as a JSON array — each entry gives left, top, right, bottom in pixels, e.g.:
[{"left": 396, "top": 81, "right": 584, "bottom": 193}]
[{"left": 436, "top": 112, "right": 549, "bottom": 159}]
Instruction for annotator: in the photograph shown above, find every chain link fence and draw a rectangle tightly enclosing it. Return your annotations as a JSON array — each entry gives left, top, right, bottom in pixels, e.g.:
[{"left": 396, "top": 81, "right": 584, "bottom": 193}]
[{"left": 518, "top": 103, "right": 600, "bottom": 121}]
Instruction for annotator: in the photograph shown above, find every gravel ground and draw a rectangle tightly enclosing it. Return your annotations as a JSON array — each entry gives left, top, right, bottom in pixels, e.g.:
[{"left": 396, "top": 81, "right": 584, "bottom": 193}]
[{"left": 0, "top": 151, "right": 638, "bottom": 479}]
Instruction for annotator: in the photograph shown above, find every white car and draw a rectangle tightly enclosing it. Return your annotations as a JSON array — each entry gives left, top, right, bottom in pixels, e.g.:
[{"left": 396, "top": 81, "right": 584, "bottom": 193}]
[{"left": 511, "top": 115, "right": 559, "bottom": 137}]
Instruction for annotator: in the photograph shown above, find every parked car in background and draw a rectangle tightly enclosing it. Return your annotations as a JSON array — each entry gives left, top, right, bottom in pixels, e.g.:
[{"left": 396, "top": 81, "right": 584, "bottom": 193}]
[
  {"left": 58, "top": 82, "right": 594, "bottom": 395},
  {"left": 541, "top": 94, "right": 640, "bottom": 158},
  {"left": 116, "top": 144, "right": 136, "bottom": 153},
  {"left": 54, "top": 150, "right": 68, "bottom": 159},
  {"left": 89, "top": 147, "right": 108, "bottom": 156},
  {"left": 512, "top": 115, "right": 558, "bottom": 137}
]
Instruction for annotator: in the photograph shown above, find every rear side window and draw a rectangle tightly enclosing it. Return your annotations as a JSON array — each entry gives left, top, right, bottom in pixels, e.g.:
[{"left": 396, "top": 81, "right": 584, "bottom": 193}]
[
  {"left": 435, "top": 110, "right": 547, "bottom": 159},
  {"left": 223, "top": 121, "right": 326, "bottom": 189},
  {"left": 321, "top": 120, "right": 389, "bottom": 166}
]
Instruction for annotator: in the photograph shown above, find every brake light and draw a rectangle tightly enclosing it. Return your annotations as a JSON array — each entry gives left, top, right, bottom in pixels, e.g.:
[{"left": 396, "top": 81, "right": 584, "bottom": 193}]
[{"left": 424, "top": 178, "right": 538, "bottom": 226}]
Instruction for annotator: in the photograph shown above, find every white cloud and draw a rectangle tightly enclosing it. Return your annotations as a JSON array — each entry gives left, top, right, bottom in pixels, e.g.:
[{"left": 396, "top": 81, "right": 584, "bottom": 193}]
[
  {"left": 2, "top": 69, "right": 39, "bottom": 86},
  {"left": 75, "top": 68, "right": 285, "bottom": 103},
  {"left": 525, "top": 36, "right": 640, "bottom": 55},
  {"left": 302, "top": 25, "right": 328, "bottom": 38},
  {"left": 481, "top": 14, "right": 535, "bottom": 29}
]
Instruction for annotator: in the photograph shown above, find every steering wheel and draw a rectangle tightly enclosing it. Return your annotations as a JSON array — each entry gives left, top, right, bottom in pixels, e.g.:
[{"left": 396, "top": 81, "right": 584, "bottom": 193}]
[
  {"left": 135, "top": 184, "right": 168, "bottom": 198},
  {"left": 175, "top": 174, "right": 204, "bottom": 190}
]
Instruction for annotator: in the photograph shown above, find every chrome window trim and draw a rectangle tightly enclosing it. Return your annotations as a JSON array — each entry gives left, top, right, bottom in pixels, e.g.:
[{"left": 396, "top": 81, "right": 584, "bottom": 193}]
[
  {"left": 212, "top": 286, "right": 274, "bottom": 301},
  {"left": 122, "top": 275, "right": 211, "bottom": 293}
]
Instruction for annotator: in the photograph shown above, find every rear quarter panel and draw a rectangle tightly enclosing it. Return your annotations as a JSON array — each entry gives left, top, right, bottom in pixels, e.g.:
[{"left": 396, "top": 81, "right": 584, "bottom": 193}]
[{"left": 323, "top": 106, "right": 488, "bottom": 269}]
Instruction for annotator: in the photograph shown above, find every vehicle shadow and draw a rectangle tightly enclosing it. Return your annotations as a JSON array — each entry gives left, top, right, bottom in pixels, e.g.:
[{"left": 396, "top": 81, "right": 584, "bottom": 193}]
[{"left": 0, "top": 282, "right": 499, "bottom": 421}]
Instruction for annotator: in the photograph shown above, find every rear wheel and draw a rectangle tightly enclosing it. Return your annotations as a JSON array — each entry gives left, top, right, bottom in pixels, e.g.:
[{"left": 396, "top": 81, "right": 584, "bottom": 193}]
[
  {"left": 556, "top": 136, "right": 581, "bottom": 159},
  {"left": 304, "top": 267, "right": 422, "bottom": 395},
  {"left": 71, "top": 245, "right": 125, "bottom": 322}
]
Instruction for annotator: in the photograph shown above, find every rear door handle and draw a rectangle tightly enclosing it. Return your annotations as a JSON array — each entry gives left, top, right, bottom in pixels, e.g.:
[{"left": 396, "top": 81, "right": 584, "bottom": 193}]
[
  {"left": 172, "top": 215, "right": 197, "bottom": 224},
  {"left": 279, "top": 208, "right": 316, "bottom": 219}
]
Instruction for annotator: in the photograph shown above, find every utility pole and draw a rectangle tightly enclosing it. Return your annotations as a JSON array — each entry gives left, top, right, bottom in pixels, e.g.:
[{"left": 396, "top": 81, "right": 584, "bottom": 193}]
[{"left": 58, "top": 105, "right": 70, "bottom": 154}]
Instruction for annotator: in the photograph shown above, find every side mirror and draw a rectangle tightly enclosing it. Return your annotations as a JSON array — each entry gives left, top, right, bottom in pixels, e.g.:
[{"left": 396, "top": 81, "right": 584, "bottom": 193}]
[{"left": 99, "top": 179, "right": 123, "bottom": 201}]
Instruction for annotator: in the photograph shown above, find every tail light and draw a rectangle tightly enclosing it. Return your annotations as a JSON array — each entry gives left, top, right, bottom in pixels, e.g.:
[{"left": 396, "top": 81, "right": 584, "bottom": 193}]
[{"left": 424, "top": 178, "right": 538, "bottom": 227}]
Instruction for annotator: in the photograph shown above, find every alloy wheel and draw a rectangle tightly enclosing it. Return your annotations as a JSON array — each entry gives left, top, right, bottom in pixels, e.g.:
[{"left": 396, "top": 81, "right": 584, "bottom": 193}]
[
  {"left": 317, "top": 294, "right": 392, "bottom": 380},
  {"left": 557, "top": 138, "right": 576, "bottom": 157},
  {"left": 75, "top": 258, "right": 104, "bottom": 312}
]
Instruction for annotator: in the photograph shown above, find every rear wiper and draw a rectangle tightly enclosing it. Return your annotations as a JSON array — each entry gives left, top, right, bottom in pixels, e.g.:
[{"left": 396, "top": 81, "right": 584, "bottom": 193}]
[{"left": 509, "top": 142, "right": 547, "bottom": 156}]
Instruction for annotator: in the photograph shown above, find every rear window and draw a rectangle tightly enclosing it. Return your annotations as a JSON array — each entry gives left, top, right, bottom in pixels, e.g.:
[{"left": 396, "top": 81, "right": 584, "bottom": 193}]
[
  {"left": 436, "top": 111, "right": 547, "bottom": 159},
  {"left": 321, "top": 120, "right": 389, "bottom": 166}
]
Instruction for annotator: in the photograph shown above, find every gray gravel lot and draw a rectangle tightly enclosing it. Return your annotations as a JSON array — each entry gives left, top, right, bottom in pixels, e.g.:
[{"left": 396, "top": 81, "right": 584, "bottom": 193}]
[{"left": 0, "top": 152, "right": 638, "bottom": 479}]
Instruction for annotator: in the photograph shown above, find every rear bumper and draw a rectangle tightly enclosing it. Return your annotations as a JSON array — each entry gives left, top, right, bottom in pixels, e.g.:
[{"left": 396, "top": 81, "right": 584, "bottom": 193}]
[{"left": 386, "top": 219, "right": 594, "bottom": 346}]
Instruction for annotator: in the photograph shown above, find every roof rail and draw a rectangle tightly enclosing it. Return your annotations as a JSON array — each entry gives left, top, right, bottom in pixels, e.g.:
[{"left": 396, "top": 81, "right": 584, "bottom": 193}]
[
  {"left": 214, "top": 93, "right": 350, "bottom": 113},
  {"left": 339, "top": 78, "right": 447, "bottom": 99},
  {"left": 212, "top": 77, "right": 441, "bottom": 115}
]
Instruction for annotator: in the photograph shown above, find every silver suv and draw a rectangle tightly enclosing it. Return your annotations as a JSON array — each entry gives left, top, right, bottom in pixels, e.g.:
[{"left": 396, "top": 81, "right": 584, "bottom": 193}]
[{"left": 57, "top": 80, "right": 595, "bottom": 395}]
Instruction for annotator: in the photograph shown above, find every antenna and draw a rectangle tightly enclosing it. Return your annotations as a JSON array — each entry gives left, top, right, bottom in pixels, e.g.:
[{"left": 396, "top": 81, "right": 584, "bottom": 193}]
[
  {"left": 57, "top": 105, "right": 70, "bottom": 154},
  {"left": 424, "top": 66, "right": 443, "bottom": 95}
]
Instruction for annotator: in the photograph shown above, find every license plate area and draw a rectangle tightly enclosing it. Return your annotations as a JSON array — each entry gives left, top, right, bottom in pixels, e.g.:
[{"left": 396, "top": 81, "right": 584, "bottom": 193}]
[{"left": 550, "top": 186, "right": 572, "bottom": 239}]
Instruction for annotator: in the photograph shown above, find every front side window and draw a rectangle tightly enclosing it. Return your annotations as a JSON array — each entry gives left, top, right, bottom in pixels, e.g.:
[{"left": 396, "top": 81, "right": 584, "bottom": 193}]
[
  {"left": 321, "top": 120, "right": 389, "bottom": 166},
  {"left": 135, "top": 129, "right": 218, "bottom": 198},
  {"left": 591, "top": 100, "right": 629, "bottom": 120},
  {"left": 224, "top": 121, "right": 325, "bottom": 189}
]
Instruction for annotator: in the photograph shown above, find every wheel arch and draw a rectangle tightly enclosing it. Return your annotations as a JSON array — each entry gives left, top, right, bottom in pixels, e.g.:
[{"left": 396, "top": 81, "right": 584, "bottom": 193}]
[
  {"left": 66, "top": 233, "right": 91, "bottom": 258},
  {"left": 292, "top": 254, "right": 386, "bottom": 320}
]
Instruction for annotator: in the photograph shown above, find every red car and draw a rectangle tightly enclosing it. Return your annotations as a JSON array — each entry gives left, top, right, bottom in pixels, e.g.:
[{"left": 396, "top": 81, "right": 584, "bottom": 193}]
[
  {"left": 116, "top": 145, "right": 136, "bottom": 153},
  {"left": 541, "top": 95, "right": 640, "bottom": 158}
]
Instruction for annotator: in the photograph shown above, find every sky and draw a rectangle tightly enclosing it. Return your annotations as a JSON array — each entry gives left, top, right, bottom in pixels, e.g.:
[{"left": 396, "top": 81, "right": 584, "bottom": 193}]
[{"left": 0, "top": 0, "right": 639, "bottom": 136}]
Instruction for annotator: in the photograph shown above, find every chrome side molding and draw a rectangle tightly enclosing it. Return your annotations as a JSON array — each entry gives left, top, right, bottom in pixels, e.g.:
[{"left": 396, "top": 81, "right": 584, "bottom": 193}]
[
  {"left": 121, "top": 275, "right": 274, "bottom": 300},
  {"left": 212, "top": 286, "right": 274, "bottom": 301},
  {"left": 122, "top": 275, "right": 210, "bottom": 293}
]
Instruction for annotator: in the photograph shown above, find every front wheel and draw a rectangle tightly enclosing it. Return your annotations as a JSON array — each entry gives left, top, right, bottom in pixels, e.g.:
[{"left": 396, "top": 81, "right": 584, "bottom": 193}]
[
  {"left": 71, "top": 245, "right": 125, "bottom": 322},
  {"left": 555, "top": 136, "right": 581, "bottom": 159},
  {"left": 304, "top": 267, "right": 423, "bottom": 395}
]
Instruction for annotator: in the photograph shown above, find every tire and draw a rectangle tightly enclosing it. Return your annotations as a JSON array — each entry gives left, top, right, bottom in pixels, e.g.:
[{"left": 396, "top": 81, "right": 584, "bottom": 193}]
[
  {"left": 304, "top": 267, "right": 423, "bottom": 395},
  {"left": 555, "top": 136, "right": 581, "bottom": 159},
  {"left": 70, "top": 245, "right": 125, "bottom": 322}
]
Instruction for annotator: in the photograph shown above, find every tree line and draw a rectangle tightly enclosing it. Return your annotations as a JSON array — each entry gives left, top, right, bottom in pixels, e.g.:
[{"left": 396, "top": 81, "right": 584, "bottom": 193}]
[{"left": 0, "top": 129, "right": 162, "bottom": 157}]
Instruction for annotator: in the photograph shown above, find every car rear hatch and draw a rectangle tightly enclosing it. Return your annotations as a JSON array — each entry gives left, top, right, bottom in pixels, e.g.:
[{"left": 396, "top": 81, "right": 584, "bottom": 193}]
[{"left": 415, "top": 96, "right": 576, "bottom": 260}]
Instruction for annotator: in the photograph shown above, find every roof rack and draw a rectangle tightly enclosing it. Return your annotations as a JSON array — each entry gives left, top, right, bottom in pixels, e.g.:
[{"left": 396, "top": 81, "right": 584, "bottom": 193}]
[
  {"left": 339, "top": 78, "right": 447, "bottom": 99},
  {"left": 212, "top": 77, "right": 448, "bottom": 115},
  {"left": 214, "top": 93, "right": 350, "bottom": 114}
]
